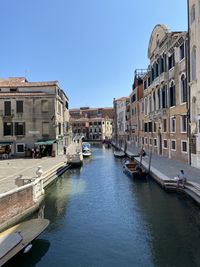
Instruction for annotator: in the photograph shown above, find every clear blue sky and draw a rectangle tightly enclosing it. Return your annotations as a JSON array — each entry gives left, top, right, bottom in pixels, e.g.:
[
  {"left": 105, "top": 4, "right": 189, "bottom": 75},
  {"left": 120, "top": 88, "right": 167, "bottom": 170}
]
[{"left": 0, "top": 0, "right": 187, "bottom": 108}]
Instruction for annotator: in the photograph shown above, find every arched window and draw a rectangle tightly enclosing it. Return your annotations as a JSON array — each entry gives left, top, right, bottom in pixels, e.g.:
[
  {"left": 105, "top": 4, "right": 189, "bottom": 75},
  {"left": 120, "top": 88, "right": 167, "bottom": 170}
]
[
  {"left": 191, "top": 46, "right": 197, "bottom": 80},
  {"left": 162, "top": 85, "right": 167, "bottom": 108},
  {"left": 157, "top": 88, "right": 161, "bottom": 109},
  {"left": 169, "top": 81, "right": 176, "bottom": 107},
  {"left": 191, "top": 4, "right": 196, "bottom": 24},
  {"left": 180, "top": 74, "right": 187, "bottom": 103},
  {"left": 153, "top": 91, "right": 156, "bottom": 110}
]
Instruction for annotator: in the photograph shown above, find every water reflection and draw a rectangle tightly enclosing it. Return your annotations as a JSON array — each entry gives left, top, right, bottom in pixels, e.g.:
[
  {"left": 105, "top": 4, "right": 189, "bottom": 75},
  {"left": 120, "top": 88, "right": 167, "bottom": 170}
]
[
  {"left": 4, "top": 239, "right": 50, "bottom": 267},
  {"left": 7, "top": 145, "right": 200, "bottom": 267}
]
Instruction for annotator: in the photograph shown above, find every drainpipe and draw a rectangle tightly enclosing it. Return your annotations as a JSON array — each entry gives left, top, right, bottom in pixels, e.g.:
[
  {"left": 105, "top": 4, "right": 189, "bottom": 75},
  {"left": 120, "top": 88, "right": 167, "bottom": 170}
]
[{"left": 187, "top": 0, "right": 191, "bottom": 165}]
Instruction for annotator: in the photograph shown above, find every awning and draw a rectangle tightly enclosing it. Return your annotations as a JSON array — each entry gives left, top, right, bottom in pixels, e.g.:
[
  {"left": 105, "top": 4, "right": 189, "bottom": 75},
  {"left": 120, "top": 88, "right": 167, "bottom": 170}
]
[
  {"left": 34, "top": 140, "right": 56, "bottom": 145},
  {"left": 0, "top": 141, "right": 13, "bottom": 145}
]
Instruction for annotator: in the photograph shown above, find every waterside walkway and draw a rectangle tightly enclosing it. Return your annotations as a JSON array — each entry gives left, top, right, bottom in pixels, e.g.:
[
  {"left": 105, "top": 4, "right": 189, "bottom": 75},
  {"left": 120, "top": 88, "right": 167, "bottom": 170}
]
[
  {"left": 125, "top": 143, "right": 200, "bottom": 204},
  {"left": 0, "top": 155, "right": 68, "bottom": 194},
  {"left": 0, "top": 143, "right": 80, "bottom": 231}
]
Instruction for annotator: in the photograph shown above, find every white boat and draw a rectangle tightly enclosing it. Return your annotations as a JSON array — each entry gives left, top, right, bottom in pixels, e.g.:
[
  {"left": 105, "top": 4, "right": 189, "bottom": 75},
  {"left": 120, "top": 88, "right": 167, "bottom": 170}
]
[
  {"left": 0, "top": 218, "right": 49, "bottom": 266},
  {"left": 113, "top": 150, "right": 125, "bottom": 158},
  {"left": 82, "top": 143, "right": 92, "bottom": 157}
]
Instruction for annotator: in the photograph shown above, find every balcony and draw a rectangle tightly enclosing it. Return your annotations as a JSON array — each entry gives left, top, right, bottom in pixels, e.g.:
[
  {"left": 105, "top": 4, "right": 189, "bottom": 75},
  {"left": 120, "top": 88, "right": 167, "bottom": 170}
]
[{"left": 149, "top": 108, "right": 168, "bottom": 120}]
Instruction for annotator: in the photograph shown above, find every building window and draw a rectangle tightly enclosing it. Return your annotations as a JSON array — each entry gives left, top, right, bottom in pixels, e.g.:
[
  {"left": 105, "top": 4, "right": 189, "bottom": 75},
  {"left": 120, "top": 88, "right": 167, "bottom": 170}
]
[
  {"left": 10, "top": 88, "right": 17, "bottom": 92},
  {"left": 181, "top": 115, "right": 187, "bottom": 132},
  {"left": 148, "top": 76, "right": 151, "bottom": 87},
  {"left": 155, "top": 61, "right": 159, "bottom": 77},
  {"left": 162, "top": 86, "right": 167, "bottom": 108},
  {"left": 16, "top": 101, "right": 23, "bottom": 113},
  {"left": 65, "top": 101, "right": 69, "bottom": 109},
  {"left": 153, "top": 91, "right": 156, "bottom": 111},
  {"left": 168, "top": 53, "right": 175, "bottom": 70},
  {"left": 4, "top": 101, "right": 11, "bottom": 116},
  {"left": 154, "top": 138, "right": 157, "bottom": 147},
  {"left": 149, "top": 138, "right": 153, "bottom": 145},
  {"left": 169, "top": 81, "right": 176, "bottom": 107},
  {"left": 42, "top": 122, "right": 50, "bottom": 135},
  {"left": 58, "top": 123, "right": 62, "bottom": 135},
  {"left": 191, "top": 4, "right": 196, "bottom": 23},
  {"left": 191, "top": 46, "right": 197, "bottom": 81},
  {"left": 148, "top": 122, "right": 152, "bottom": 132},
  {"left": 163, "top": 119, "right": 167, "bottom": 132},
  {"left": 179, "top": 43, "right": 185, "bottom": 60},
  {"left": 180, "top": 74, "right": 187, "bottom": 103},
  {"left": 157, "top": 88, "right": 161, "bottom": 109},
  {"left": 181, "top": 141, "right": 187, "bottom": 153},
  {"left": 131, "top": 94, "right": 136, "bottom": 103},
  {"left": 16, "top": 143, "right": 25, "bottom": 153},
  {"left": 171, "top": 140, "right": 176, "bottom": 150},
  {"left": 41, "top": 100, "right": 49, "bottom": 113},
  {"left": 144, "top": 80, "right": 147, "bottom": 90},
  {"left": 160, "top": 56, "right": 164, "bottom": 73},
  {"left": 145, "top": 138, "right": 148, "bottom": 145},
  {"left": 154, "top": 123, "right": 156, "bottom": 133},
  {"left": 163, "top": 139, "right": 168, "bottom": 148},
  {"left": 170, "top": 117, "right": 176, "bottom": 132},
  {"left": 15, "top": 122, "right": 25, "bottom": 136},
  {"left": 4, "top": 122, "right": 13, "bottom": 136}
]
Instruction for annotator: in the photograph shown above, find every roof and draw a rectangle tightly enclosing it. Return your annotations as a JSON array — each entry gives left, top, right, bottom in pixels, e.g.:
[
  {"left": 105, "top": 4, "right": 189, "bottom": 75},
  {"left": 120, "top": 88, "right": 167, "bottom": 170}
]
[
  {"left": 114, "top": 97, "right": 129, "bottom": 102},
  {"left": 0, "top": 77, "right": 58, "bottom": 88}
]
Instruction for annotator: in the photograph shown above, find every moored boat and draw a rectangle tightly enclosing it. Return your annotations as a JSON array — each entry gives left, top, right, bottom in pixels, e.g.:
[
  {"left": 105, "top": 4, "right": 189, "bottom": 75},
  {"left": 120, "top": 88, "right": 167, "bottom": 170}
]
[
  {"left": 0, "top": 218, "right": 49, "bottom": 266},
  {"left": 113, "top": 150, "right": 125, "bottom": 158},
  {"left": 123, "top": 160, "right": 146, "bottom": 178},
  {"left": 82, "top": 142, "right": 92, "bottom": 157}
]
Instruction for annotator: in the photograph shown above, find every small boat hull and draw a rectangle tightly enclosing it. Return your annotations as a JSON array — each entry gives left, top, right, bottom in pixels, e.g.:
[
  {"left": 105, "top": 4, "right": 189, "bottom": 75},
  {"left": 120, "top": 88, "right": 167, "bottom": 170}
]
[
  {"left": 113, "top": 151, "right": 125, "bottom": 158},
  {"left": 0, "top": 218, "right": 49, "bottom": 266},
  {"left": 82, "top": 151, "right": 92, "bottom": 157},
  {"left": 123, "top": 162, "right": 146, "bottom": 179}
]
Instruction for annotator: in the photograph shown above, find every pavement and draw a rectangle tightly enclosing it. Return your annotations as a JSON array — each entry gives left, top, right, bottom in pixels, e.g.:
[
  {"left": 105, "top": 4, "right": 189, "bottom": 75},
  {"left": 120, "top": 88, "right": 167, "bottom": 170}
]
[
  {"left": 126, "top": 143, "right": 200, "bottom": 185},
  {"left": 0, "top": 155, "right": 67, "bottom": 194}
]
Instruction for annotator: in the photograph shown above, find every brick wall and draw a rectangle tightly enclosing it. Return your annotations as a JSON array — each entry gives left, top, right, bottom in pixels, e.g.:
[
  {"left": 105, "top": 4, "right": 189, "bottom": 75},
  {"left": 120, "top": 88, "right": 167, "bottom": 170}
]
[{"left": 0, "top": 187, "right": 34, "bottom": 225}]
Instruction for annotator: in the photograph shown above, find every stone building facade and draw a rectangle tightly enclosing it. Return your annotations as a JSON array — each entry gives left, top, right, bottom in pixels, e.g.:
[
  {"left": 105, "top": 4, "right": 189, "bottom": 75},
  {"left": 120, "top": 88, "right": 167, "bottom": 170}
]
[
  {"left": 188, "top": 0, "right": 200, "bottom": 168},
  {"left": 0, "top": 77, "right": 70, "bottom": 157},
  {"left": 113, "top": 97, "right": 129, "bottom": 149},
  {"left": 70, "top": 107, "right": 113, "bottom": 141},
  {"left": 129, "top": 70, "right": 146, "bottom": 148},
  {"left": 141, "top": 25, "right": 188, "bottom": 163}
]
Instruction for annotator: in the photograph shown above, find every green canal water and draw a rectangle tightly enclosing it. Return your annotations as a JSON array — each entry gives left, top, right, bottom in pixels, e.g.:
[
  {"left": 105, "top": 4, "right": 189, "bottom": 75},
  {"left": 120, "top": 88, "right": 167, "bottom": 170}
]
[{"left": 5, "top": 145, "right": 200, "bottom": 267}]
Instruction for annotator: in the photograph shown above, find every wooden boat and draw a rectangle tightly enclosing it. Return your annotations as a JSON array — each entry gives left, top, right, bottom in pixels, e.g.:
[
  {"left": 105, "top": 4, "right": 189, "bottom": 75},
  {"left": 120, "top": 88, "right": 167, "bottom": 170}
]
[
  {"left": 113, "top": 150, "right": 125, "bottom": 158},
  {"left": 123, "top": 161, "right": 146, "bottom": 178},
  {"left": 0, "top": 218, "right": 49, "bottom": 266}
]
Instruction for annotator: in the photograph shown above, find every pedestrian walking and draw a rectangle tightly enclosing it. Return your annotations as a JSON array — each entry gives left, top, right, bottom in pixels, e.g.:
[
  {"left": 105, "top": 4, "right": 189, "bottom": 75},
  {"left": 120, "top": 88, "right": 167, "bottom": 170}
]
[{"left": 31, "top": 148, "right": 35, "bottom": 158}]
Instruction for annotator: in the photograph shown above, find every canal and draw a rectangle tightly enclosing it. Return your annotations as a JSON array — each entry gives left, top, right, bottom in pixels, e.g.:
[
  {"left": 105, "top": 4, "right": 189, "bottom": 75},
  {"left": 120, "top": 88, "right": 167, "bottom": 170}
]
[{"left": 5, "top": 145, "right": 200, "bottom": 267}]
